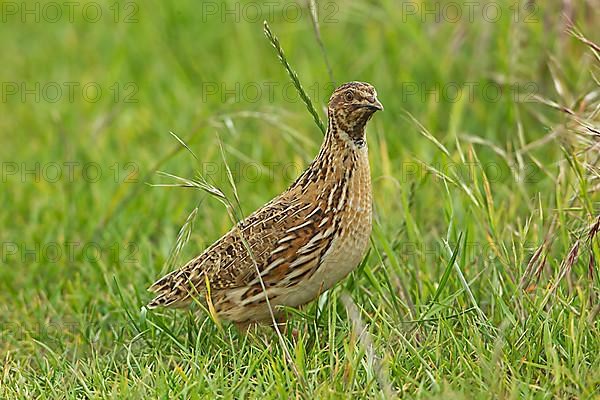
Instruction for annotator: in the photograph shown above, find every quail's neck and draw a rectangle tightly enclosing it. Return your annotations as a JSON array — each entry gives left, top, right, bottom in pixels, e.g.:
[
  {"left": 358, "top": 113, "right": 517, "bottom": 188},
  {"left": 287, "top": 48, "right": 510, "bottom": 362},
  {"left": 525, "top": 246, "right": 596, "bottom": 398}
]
[
  {"left": 325, "top": 110, "right": 368, "bottom": 151},
  {"left": 293, "top": 120, "right": 365, "bottom": 190}
]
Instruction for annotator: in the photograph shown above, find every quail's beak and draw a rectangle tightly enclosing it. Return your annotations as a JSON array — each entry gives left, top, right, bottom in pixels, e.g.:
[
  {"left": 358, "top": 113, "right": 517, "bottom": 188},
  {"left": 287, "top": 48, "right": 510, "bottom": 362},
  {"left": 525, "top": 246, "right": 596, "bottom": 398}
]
[
  {"left": 364, "top": 96, "right": 384, "bottom": 111},
  {"left": 372, "top": 97, "right": 384, "bottom": 111}
]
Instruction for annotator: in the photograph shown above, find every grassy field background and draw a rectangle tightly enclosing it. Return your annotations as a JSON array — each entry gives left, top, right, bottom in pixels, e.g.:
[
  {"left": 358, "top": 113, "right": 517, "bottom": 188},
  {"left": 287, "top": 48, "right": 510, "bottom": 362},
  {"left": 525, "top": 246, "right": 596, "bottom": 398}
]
[{"left": 1, "top": 0, "right": 599, "bottom": 398}]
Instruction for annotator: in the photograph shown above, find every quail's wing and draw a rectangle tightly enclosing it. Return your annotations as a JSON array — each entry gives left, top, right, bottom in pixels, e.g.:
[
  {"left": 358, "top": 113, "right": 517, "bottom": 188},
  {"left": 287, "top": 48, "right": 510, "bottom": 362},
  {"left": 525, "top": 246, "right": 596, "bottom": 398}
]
[{"left": 147, "top": 187, "right": 338, "bottom": 308}]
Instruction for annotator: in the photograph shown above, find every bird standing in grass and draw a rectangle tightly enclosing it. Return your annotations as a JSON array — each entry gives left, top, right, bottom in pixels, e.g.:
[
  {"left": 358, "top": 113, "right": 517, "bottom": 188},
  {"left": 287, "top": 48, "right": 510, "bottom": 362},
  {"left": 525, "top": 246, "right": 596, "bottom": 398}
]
[{"left": 148, "top": 82, "right": 383, "bottom": 331}]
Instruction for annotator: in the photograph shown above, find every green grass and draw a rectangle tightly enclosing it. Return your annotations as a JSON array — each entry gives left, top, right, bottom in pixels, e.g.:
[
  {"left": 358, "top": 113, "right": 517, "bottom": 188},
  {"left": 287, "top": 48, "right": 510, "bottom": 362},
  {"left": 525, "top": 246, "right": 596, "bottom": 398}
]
[{"left": 1, "top": 0, "right": 599, "bottom": 398}]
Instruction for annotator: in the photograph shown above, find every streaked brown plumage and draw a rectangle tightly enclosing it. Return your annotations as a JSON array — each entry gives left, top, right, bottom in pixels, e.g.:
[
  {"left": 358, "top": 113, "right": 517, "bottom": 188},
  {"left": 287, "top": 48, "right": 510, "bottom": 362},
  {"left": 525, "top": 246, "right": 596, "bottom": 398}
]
[{"left": 148, "top": 81, "right": 383, "bottom": 329}]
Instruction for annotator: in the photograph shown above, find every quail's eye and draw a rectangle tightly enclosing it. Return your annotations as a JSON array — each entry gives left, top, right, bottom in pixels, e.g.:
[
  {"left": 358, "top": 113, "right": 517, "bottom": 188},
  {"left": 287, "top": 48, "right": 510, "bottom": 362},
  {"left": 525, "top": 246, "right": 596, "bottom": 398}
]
[{"left": 344, "top": 91, "right": 354, "bottom": 101}]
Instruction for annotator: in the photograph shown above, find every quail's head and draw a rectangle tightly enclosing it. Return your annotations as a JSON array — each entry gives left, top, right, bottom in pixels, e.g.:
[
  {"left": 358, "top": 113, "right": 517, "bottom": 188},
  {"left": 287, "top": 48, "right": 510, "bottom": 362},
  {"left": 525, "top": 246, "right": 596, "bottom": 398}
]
[{"left": 328, "top": 82, "right": 383, "bottom": 141}]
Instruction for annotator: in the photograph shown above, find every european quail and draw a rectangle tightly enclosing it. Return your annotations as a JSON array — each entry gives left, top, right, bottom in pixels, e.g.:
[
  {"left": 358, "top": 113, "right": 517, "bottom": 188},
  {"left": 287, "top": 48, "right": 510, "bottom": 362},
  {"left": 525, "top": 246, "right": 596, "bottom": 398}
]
[{"left": 148, "top": 81, "right": 383, "bottom": 331}]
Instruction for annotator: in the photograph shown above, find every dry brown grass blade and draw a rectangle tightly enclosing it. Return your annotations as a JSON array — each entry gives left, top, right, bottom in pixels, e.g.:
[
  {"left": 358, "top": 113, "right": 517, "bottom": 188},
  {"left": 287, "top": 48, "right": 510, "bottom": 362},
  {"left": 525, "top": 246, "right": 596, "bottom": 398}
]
[
  {"left": 541, "top": 240, "right": 581, "bottom": 308},
  {"left": 587, "top": 215, "right": 600, "bottom": 241},
  {"left": 567, "top": 25, "right": 600, "bottom": 62}
]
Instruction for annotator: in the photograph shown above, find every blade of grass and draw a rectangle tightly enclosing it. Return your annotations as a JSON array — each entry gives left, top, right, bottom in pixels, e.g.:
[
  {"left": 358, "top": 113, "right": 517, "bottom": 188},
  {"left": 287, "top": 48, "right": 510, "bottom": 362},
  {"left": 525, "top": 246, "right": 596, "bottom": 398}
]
[
  {"left": 431, "top": 232, "right": 464, "bottom": 305},
  {"left": 308, "top": 0, "right": 335, "bottom": 85},
  {"left": 263, "top": 20, "right": 326, "bottom": 135}
]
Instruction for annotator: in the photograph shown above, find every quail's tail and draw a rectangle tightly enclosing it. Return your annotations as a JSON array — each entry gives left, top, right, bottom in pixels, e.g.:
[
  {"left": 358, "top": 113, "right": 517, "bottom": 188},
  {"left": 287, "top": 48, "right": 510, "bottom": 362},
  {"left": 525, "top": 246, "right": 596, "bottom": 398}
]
[{"left": 147, "top": 270, "right": 194, "bottom": 309}]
